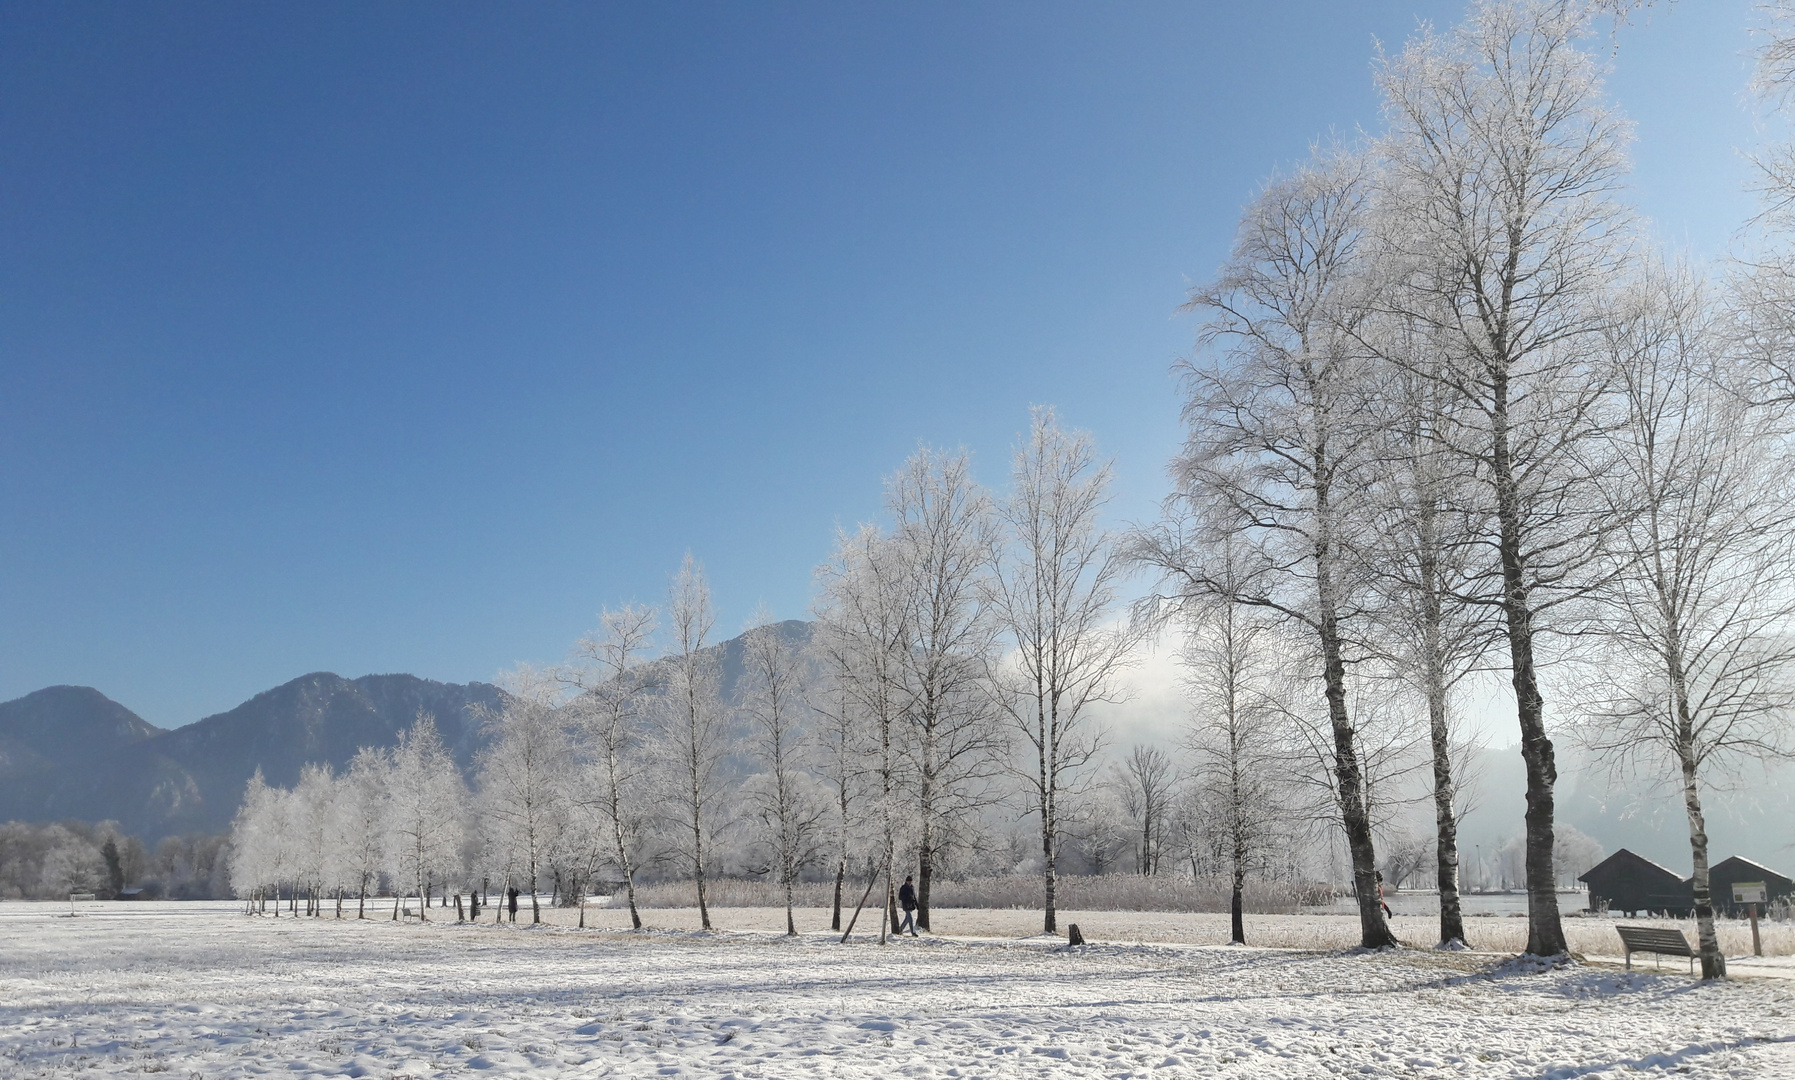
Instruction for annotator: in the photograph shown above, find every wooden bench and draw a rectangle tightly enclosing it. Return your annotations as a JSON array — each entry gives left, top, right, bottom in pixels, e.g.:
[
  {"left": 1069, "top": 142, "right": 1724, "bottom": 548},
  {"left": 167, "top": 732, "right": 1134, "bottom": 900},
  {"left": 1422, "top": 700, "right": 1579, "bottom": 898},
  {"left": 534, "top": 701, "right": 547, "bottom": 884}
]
[{"left": 1616, "top": 925, "right": 1695, "bottom": 973}]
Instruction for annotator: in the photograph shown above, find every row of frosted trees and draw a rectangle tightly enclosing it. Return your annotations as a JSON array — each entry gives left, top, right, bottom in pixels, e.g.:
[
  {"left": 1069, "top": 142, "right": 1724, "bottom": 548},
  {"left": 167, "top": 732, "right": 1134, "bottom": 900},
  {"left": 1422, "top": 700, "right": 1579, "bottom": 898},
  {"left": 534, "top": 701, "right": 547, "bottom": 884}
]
[
  {"left": 225, "top": 405, "right": 1144, "bottom": 940},
  {"left": 224, "top": 398, "right": 1573, "bottom": 949},
  {"left": 228, "top": 4, "right": 1795, "bottom": 978},
  {"left": 229, "top": 726, "right": 465, "bottom": 919},
  {"left": 1125, "top": 0, "right": 1795, "bottom": 978}
]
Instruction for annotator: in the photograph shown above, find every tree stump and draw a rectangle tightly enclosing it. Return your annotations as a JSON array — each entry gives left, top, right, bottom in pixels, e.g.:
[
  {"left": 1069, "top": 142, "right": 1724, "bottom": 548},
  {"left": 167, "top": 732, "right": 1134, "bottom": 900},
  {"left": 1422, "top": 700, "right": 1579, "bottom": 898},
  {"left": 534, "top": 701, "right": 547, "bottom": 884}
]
[{"left": 1067, "top": 924, "right": 1085, "bottom": 946}]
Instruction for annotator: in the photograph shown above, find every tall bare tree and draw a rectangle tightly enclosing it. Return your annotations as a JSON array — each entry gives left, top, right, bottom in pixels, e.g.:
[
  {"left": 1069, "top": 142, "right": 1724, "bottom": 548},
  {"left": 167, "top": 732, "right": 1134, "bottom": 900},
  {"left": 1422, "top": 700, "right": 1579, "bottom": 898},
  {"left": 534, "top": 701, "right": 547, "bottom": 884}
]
[
  {"left": 477, "top": 669, "right": 570, "bottom": 926},
  {"left": 815, "top": 524, "right": 911, "bottom": 943},
  {"left": 332, "top": 746, "right": 389, "bottom": 919},
  {"left": 889, "top": 447, "right": 1004, "bottom": 932},
  {"left": 1361, "top": 324, "right": 1500, "bottom": 948},
  {"left": 1131, "top": 145, "right": 1397, "bottom": 949},
  {"left": 810, "top": 663, "right": 869, "bottom": 930},
  {"left": 1110, "top": 744, "right": 1175, "bottom": 876},
  {"left": 1182, "top": 581, "right": 1285, "bottom": 946},
  {"left": 1581, "top": 265, "right": 1795, "bottom": 979},
  {"left": 739, "top": 610, "right": 823, "bottom": 936},
  {"left": 1372, "top": 0, "right": 1635, "bottom": 957},
  {"left": 989, "top": 407, "right": 1137, "bottom": 933},
  {"left": 228, "top": 769, "right": 285, "bottom": 915},
  {"left": 1731, "top": 1, "right": 1795, "bottom": 405},
  {"left": 659, "top": 553, "right": 730, "bottom": 931},
  {"left": 564, "top": 603, "right": 659, "bottom": 930},
  {"left": 389, "top": 713, "right": 467, "bottom": 922}
]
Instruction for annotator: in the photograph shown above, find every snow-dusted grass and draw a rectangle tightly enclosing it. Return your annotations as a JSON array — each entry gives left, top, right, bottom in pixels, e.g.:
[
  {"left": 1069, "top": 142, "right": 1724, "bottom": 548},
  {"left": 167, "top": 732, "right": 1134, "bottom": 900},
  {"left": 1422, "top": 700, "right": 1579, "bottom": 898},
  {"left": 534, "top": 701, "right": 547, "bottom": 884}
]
[
  {"left": 628, "top": 874, "right": 1331, "bottom": 913},
  {"left": 3, "top": 901, "right": 1793, "bottom": 1078},
  {"left": 520, "top": 898, "right": 1795, "bottom": 957}
]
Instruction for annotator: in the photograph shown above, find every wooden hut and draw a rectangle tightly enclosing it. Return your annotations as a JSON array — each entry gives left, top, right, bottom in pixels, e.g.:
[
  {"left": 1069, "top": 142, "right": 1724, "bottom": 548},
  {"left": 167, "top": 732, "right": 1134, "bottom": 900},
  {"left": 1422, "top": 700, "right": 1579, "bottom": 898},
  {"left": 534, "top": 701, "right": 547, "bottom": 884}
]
[
  {"left": 1708, "top": 856, "right": 1794, "bottom": 917},
  {"left": 1578, "top": 849, "right": 1693, "bottom": 917}
]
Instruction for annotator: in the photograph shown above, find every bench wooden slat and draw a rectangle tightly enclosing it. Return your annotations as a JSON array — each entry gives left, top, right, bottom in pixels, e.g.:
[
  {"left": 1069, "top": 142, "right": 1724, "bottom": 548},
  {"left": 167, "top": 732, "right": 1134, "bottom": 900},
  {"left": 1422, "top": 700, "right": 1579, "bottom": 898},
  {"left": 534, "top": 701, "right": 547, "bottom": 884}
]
[{"left": 1615, "top": 925, "right": 1694, "bottom": 972}]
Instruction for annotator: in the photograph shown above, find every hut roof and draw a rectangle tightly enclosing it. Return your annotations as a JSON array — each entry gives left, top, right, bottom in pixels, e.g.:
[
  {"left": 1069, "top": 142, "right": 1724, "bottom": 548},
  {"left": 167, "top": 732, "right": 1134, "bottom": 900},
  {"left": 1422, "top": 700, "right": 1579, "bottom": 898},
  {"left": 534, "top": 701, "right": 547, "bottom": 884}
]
[
  {"left": 1578, "top": 848, "right": 1685, "bottom": 888},
  {"left": 1710, "top": 856, "right": 1793, "bottom": 889}
]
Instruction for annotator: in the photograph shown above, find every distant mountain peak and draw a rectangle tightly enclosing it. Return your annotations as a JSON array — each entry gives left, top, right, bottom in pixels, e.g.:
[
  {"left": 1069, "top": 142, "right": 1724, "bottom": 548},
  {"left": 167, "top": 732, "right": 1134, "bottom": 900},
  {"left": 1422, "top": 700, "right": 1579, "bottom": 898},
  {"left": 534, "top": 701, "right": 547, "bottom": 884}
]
[
  {"left": 0, "top": 672, "right": 509, "bottom": 842},
  {"left": 0, "top": 684, "right": 165, "bottom": 749}
]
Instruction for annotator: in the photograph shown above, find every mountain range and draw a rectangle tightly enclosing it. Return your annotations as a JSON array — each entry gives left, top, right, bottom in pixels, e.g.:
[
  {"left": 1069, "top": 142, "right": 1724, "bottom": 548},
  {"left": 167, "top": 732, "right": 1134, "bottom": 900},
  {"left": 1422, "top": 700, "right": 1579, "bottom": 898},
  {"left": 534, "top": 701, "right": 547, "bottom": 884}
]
[
  {"left": 0, "top": 674, "right": 508, "bottom": 843},
  {"left": 10, "top": 614, "right": 1783, "bottom": 874},
  {"left": 0, "top": 620, "right": 810, "bottom": 844}
]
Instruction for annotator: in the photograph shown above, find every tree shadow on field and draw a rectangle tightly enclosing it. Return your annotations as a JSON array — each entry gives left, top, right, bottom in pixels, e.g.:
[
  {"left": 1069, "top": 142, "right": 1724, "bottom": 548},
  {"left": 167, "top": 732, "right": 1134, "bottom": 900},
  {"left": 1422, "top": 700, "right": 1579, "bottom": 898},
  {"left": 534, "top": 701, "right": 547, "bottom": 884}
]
[
  {"left": 1526, "top": 1034, "right": 1795, "bottom": 1079},
  {"left": 1421, "top": 957, "right": 1721, "bottom": 1006}
]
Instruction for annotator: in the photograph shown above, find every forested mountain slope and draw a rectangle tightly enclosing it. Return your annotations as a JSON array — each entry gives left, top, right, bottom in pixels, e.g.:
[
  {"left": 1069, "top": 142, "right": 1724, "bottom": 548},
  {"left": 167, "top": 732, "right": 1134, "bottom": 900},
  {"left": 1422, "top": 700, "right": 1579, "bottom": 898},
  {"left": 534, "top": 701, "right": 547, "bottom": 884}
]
[
  {"left": 0, "top": 674, "right": 508, "bottom": 842},
  {"left": 0, "top": 621, "right": 814, "bottom": 844}
]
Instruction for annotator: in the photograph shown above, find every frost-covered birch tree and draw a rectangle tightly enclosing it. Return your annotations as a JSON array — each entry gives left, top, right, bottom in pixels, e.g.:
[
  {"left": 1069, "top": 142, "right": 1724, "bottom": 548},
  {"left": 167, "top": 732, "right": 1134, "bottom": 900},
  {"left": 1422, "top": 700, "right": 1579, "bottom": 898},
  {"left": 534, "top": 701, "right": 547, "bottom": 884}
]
[
  {"left": 477, "top": 669, "right": 570, "bottom": 926},
  {"left": 332, "top": 746, "right": 389, "bottom": 919},
  {"left": 228, "top": 769, "right": 284, "bottom": 914},
  {"left": 290, "top": 763, "right": 335, "bottom": 916},
  {"left": 1732, "top": 1, "right": 1795, "bottom": 403},
  {"left": 988, "top": 407, "right": 1136, "bottom": 933},
  {"left": 809, "top": 668, "right": 869, "bottom": 930},
  {"left": 388, "top": 713, "right": 466, "bottom": 922},
  {"left": 814, "top": 525, "right": 910, "bottom": 943},
  {"left": 1372, "top": 0, "right": 1635, "bottom": 958},
  {"left": 1131, "top": 145, "right": 1397, "bottom": 949},
  {"left": 889, "top": 447, "right": 1004, "bottom": 932},
  {"left": 739, "top": 610, "right": 822, "bottom": 936},
  {"left": 564, "top": 604, "right": 659, "bottom": 930},
  {"left": 1181, "top": 547, "right": 1288, "bottom": 946},
  {"left": 658, "top": 553, "right": 731, "bottom": 931},
  {"left": 1581, "top": 265, "right": 1795, "bottom": 979},
  {"left": 1359, "top": 320, "right": 1499, "bottom": 949}
]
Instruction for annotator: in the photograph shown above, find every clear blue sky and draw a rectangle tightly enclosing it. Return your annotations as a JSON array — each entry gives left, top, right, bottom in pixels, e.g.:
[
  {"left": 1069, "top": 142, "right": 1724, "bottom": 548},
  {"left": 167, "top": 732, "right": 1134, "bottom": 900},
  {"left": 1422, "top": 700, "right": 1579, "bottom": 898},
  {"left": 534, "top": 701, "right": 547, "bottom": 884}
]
[{"left": 0, "top": 1, "right": 1762, "bottom": 727}]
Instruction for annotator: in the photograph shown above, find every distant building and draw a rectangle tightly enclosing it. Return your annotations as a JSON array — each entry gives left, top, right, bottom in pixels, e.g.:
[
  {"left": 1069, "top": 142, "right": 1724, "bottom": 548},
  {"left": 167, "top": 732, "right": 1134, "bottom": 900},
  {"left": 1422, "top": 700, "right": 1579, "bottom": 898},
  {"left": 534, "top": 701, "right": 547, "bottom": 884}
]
[
  {"left": 1708, "top": 856, "right": 1794, "bottom": 917},
  {"left": 1578, "top": 849, "right": 1693, "bottom": 917}
]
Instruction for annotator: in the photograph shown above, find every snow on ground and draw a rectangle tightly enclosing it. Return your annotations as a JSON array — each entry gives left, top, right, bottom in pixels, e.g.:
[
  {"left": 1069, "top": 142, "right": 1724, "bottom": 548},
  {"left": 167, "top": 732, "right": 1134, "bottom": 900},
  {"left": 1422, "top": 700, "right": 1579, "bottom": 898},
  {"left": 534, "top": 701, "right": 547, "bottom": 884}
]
[
  {"left": 560, "top": 901, "right": 1795, "bottom": 960},
  {"left": 3, "top": 901, "right": 1793, "bottom": 1079}
]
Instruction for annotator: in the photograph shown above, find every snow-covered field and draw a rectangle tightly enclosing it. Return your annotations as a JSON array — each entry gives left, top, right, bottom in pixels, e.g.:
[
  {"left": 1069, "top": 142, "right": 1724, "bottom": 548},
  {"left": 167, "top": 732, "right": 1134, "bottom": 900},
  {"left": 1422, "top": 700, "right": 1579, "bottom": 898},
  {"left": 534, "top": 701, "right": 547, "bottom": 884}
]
[
  {"left": 4, "top": 901, "right": 1793, "bottom": 1078},
  {"left": 545, "top": 899, "right": 1795, "bottom": 960}
]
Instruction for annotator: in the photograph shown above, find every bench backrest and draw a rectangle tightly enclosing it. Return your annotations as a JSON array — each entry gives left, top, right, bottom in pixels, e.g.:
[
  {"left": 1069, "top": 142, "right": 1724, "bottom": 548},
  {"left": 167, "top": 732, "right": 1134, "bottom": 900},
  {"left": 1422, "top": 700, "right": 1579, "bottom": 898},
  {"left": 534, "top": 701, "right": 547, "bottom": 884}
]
[{"left": 1615, "top": 926, "right": 1692, "bottom": 954}]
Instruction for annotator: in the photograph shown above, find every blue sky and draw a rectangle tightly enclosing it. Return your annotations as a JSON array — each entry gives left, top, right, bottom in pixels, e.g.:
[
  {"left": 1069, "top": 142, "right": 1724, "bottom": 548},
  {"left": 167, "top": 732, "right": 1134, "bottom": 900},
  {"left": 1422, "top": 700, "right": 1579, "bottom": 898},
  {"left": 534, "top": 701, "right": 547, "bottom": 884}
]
[{"left": 0, "top": 1, "right": 1764, "bottom": 727}]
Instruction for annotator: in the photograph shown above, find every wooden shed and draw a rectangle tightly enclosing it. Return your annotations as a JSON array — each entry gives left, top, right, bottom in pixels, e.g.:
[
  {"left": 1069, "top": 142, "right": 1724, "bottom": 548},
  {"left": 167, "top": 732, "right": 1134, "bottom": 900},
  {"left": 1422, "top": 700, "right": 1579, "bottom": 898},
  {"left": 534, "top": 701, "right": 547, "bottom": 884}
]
[
  {"left": 1708, "top": 856, "right": 1794, "bottom": 917},
  {"left": 1578, "top": 849, "right": 1693, "bottom": 917}
]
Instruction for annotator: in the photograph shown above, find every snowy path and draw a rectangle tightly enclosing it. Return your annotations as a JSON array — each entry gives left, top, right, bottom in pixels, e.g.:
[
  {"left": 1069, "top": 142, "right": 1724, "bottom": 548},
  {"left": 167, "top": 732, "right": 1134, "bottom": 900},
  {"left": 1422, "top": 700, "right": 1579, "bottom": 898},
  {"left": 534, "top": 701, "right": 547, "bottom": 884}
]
[{"left": 2, "top": 903, "right": 1792, "bottom": 1078}]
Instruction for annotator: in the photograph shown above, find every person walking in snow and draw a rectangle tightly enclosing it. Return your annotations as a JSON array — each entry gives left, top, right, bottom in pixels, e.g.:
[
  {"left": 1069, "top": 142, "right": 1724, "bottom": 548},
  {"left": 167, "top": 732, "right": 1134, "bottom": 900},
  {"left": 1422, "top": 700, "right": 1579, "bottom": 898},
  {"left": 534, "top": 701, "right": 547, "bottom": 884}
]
[
  {"left": 1375, "top": 872, "right": 1393, "bottom": 919},
  {"left": 897, "top": 875, "right": 919, "bottom": 937},
  {"left": 507, "top": 886, "right": 519, "bottom": 923}
]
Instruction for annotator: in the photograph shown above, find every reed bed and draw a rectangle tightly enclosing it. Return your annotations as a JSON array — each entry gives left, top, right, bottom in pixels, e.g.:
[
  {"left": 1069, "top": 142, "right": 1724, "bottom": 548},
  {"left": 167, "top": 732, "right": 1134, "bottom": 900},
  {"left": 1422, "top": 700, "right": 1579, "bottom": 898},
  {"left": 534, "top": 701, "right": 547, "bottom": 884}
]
[{"left": 625, "top": 873, "right": 1332, "bottom": 913}]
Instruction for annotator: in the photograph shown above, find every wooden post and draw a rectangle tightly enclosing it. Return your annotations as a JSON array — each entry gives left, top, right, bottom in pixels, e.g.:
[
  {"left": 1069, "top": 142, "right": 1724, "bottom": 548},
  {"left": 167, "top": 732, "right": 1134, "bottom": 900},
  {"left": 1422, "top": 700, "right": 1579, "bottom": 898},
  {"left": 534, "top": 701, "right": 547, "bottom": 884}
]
[
  {"left": 840, "top": 864, "right": 880, "bottom": 944},
  {"left": 1733, "top": 883, "right": 1768, "bottom": 958}
]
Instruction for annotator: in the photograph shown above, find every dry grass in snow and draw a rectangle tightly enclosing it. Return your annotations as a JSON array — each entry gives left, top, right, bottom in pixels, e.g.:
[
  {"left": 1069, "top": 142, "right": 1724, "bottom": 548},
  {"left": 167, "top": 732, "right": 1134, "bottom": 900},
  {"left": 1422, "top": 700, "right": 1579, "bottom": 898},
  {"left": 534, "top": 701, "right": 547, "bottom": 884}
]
[
  {"left": 490, "top": 899, "right": 1795, "bottom": 959},
  {"left": 626, "top": 873, "right": 1332, "bottom": 913}
]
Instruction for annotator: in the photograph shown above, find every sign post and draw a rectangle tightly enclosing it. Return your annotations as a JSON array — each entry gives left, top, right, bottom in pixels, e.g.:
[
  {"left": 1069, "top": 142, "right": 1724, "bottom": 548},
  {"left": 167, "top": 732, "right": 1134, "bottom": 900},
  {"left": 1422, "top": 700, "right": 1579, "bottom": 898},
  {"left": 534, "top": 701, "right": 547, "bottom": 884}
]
[{"left": 1733, "top": 882, "right": 1768, "bottom": 957}]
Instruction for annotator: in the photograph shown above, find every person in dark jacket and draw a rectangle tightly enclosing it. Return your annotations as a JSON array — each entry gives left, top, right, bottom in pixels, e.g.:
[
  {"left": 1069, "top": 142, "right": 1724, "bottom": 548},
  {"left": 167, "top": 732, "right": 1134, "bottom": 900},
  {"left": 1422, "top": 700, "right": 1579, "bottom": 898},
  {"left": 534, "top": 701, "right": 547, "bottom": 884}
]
[
  {"left": 897, "top": 875, "right": 919, "bottom": 936},
  {"left": 507, "top": 886, "right": 520, "bottom": 923}
]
